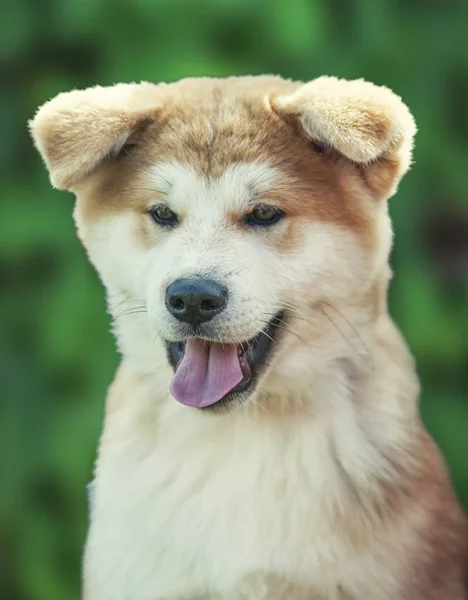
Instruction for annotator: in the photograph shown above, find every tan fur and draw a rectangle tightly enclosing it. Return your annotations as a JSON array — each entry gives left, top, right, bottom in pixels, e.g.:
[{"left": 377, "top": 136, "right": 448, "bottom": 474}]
[
  {"left": 271, "top": 76, "right": 415, "bottom": 168},
  {"left": 30, "top": 75, "right": 466, "bottom": 600}
]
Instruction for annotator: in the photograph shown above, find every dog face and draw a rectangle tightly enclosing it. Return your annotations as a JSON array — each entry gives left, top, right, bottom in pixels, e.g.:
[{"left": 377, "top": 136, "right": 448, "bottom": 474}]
[{"left": 30, "top": 76, "right": 416, "bottom": 411}]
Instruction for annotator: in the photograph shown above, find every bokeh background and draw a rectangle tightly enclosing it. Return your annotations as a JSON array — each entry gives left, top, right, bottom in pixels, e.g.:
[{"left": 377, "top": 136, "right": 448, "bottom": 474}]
[{"left": 1, "top": 0, "right": 467, "bottom": 598}]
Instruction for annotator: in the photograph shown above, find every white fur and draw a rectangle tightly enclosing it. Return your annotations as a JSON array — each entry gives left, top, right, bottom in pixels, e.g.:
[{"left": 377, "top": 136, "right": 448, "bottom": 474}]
[
  {"left": 76, "top": 161, "right": 421, "bottom": 599},
  {"left": 76, "top": 161, "right": 377, "bottom": 371},
  {"left": 84, "top": 355, "right": 419, "bottom": 600}
]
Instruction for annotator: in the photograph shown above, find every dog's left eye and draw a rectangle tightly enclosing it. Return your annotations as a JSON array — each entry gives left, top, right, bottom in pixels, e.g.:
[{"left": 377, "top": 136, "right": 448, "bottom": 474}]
[
  {"left": 244, "top": 204, "right": 284, "bottom": 227},
  {"left": 149, "top": 204, "right": 179, "bottom": 227}
]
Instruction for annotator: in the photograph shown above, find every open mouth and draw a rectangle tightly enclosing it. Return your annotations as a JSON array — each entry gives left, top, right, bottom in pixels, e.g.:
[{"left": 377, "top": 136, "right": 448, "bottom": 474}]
[{"left": 165, "top": 311, "right": 284, "bottom": 410}]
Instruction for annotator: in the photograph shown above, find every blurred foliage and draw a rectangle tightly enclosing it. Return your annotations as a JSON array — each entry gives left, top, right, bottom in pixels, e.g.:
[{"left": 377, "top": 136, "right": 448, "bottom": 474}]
[{"left": 1, "top": 0, "right": 467, "bottom": 599}]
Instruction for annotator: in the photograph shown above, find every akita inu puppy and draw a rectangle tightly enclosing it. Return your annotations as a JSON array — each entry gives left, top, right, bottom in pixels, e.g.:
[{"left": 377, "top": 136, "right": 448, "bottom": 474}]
[{"left": 30, "top": 75, "right": 467, "bottom": 600}]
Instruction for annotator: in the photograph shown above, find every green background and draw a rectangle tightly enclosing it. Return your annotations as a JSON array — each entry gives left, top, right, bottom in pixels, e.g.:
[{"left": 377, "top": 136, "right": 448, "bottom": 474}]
[{"left": 1, "top": 1, "right": 467, "bottom": 599}]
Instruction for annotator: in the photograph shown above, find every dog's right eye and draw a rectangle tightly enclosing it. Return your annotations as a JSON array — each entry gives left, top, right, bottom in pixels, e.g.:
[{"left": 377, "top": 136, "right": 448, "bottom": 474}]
[{"left": 149, "top": 204, "right": 179, "bottom": 227}]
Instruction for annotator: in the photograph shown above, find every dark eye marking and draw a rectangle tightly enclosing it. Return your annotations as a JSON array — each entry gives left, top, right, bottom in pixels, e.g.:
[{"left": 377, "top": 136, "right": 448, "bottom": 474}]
[
  {"left": 244, "top": 203, "right": 285, "bottom": 227},
  {"left": 149, "top": 204, "right": 179, "bottom": 227}
]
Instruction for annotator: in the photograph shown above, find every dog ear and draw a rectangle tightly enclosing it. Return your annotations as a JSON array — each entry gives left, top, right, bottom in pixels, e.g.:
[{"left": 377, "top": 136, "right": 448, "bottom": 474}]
[
  {"left": 271, "top": 76, "right": 417, "bottom": 199},
  {"left": 29, "top": 83, "right": 158, "bottom": 191}
]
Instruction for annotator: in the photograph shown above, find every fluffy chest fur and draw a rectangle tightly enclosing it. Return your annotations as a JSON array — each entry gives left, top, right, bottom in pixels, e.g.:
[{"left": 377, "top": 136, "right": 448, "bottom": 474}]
[{"left": 84, "top": 362, "right": 415, "bottom": 600}]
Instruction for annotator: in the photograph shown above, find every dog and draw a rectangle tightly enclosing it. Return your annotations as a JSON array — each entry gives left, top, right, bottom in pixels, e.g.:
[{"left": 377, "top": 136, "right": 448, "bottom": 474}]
[{"left": 30, "top": 75, "right": 467, "bottom": 599}]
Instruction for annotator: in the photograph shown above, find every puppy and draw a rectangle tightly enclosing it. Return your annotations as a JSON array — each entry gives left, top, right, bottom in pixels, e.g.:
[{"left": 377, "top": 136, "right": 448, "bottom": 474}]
[{"left": 30, "top": 75, "right": 467, "bottom": 600}]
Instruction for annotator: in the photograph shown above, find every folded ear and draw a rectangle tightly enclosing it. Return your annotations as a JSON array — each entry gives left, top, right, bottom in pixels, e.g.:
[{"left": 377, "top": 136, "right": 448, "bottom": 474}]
[
  {"left": 29, "top": 82, "right": 159, "bottom": 190},
  {"left": 271, "top": 76, "right": 417, "bottom": 199}
]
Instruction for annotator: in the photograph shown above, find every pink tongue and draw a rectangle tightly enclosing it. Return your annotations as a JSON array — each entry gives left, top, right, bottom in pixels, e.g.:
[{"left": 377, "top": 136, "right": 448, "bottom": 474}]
[{"left": 170, "top": 339, "right": 244, "bottom": 408}]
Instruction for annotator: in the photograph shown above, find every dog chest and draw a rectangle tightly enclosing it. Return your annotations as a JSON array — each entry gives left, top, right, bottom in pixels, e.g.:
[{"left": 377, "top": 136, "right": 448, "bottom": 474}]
[{"left": 84, "top": 410, "right": 357, "bottom": 599}]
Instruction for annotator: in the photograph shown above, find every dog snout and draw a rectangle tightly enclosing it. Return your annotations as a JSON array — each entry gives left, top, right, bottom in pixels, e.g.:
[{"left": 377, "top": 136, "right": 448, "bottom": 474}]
[{"left": 165, "top": 277, "right": 228, "bottom": 329}]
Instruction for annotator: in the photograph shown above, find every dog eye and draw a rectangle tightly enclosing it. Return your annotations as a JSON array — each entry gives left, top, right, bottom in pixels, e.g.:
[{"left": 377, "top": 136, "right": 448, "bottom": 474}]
[
  {"left": 149, "top": 204, "right": 179, "bottom": 227},
  {"left": 244, "top": 204, "right": 284, "bottom": 227}
]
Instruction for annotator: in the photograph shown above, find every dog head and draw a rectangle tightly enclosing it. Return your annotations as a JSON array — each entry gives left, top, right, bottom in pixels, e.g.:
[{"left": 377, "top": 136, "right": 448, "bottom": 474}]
[{"left": 30, "top": 76, "right": 416, "bottom": 411}]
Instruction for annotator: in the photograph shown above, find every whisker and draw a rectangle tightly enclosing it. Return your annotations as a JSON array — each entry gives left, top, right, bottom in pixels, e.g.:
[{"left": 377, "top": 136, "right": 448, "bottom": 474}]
[
  {"left": 320, "top": 301, "right": 371, "bottom": 356},
  {"left": 247, "top": 394, "right": 272, "bottom": 416},
  {"left": 107, "top": 299, "right": 147, "bottom": 313},
  {"left": 150, "top": 169, "right": 173, "bottom": 188},
  {"left": 262, "top": 311, "right": 316, "bottom": 327},
  {"left": 314, "top": 305, "right": 372, "bottom": 368},
  {"left": 258, "top": 328, "right": 275, "bottom": 345},
  {"left": 273, "top": 320, "right": 308, "bottom": 346},
  {"left": 276, "top": 302, "right": 310, "bottom": 319},
  {"left": 107, "top": 292, "right": 146, "bottom": 300},
  {"left": 121, "top": 163, "right": 173, "bottom": 186},
  {"left": 118, "top": 185, "right": 168, "bottom": 196},
  {"left": 228, "top": 258, "right": 265, "bottom": 277},
  {"left": 263, "top": 302, "right": 372, "bottom": 366},
  {"left": 113, "top": 307, "right": 148, "bottom": 320},
  {"left": 256, "top": 318, "right": 307, "bottom": 347}
]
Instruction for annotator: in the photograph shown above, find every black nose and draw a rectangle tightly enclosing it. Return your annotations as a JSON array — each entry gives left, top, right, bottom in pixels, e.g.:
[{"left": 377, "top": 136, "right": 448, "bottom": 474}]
[{"left": 165, "top": 277, "right": 228, "bottom": 329}]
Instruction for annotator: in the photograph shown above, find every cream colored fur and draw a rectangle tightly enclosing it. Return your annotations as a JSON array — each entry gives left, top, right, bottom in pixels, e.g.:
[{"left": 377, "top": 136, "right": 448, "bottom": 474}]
[
  {"left": 29, "top": 75, "right": 466, "bottom": 600},
  {"left": 273, "top": 76, "right": 415, "bottom": 167}
]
